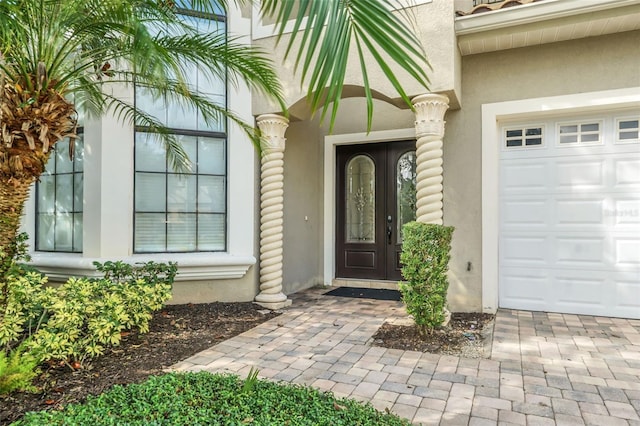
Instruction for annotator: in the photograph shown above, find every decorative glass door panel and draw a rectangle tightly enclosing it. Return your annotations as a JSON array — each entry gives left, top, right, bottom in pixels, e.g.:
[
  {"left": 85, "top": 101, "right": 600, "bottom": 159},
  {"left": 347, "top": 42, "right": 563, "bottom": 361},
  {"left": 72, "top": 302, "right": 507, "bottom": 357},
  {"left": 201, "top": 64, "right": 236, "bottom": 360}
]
[
  {"left": 346, "top": 155, "right": 375, "bottom": 243},
  {"left": 336, "top": 141, "right": 416, "bottom": 281},
  {"left": 396, "top": 151, "right": 417, "bottom": 243}
]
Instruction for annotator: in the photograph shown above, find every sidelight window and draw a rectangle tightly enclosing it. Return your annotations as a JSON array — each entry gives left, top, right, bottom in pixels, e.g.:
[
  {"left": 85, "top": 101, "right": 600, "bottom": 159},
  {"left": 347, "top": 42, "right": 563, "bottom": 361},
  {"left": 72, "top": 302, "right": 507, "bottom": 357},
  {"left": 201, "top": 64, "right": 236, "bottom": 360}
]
[{"left": 396, "top": 151, "right": 417, "bottom": 242}]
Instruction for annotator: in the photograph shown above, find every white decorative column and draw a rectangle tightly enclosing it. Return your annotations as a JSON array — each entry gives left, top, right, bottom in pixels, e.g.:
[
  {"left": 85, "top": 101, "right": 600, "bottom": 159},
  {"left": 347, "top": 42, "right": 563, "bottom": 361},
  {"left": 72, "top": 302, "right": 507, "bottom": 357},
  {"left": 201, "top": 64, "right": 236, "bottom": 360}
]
[
  {"left": 412, "top": 93, "right": 450, "bottom": 224},
  {"left": 254, "top": 114, "right": 292, "bottom": 309}
]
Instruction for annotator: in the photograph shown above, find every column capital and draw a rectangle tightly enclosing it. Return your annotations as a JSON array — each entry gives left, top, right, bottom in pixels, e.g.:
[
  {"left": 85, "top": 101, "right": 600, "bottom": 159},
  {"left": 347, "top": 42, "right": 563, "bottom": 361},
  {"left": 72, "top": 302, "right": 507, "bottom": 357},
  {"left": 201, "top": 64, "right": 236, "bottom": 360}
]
[
  {"left": 412, "top": 93, "right": 449, "bottom": 139},
  {"left": 256, "top": 113, "right": 289, "bottom": 152}
]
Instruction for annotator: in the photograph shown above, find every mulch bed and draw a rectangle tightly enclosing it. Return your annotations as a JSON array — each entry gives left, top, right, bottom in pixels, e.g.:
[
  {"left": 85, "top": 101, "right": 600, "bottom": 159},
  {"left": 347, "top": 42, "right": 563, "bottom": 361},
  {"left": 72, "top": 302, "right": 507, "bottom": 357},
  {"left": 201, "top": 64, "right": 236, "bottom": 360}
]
[
  {"left": 0, "top": 302, "right": 280, "bottom": 425},
  {"left": 372, "top": 313, "right": 495, "bottom": 357}
]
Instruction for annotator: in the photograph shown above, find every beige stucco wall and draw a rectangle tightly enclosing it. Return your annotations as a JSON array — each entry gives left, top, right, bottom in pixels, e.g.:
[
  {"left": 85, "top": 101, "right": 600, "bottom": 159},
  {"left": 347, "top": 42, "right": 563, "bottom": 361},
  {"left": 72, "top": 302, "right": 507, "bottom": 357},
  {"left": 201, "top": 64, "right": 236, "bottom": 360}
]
[
  {"left": 444, "top": 29, "right": 640, "bottom": 312},
  {"left": 168, "top": 268, "right": 260, "bottom": 304},
  {"left": 281, "top": 117, "right": 324, "bottom": 294},
  {"left": 325, "top": 98, "right": 415, "bottom": 135}
]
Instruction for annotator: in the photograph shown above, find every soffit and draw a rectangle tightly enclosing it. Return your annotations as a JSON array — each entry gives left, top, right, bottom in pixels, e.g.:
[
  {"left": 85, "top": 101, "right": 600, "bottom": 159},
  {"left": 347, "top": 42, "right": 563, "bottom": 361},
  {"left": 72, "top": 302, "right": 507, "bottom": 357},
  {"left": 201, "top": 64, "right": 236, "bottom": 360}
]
[{"left": 455, "top": 0, "right": 640, "bottom": 56}]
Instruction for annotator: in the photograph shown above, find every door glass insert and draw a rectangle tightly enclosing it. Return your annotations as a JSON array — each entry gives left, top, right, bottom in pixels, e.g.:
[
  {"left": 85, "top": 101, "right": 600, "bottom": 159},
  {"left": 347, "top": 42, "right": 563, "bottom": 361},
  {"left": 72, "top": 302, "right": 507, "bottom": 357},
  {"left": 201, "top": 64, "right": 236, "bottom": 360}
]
[
  {"left": 346, "top": 155, "right": 375, "bottom": 243},
  {"left": 397, "top": 151, "right": 417, "bottom": 242}
]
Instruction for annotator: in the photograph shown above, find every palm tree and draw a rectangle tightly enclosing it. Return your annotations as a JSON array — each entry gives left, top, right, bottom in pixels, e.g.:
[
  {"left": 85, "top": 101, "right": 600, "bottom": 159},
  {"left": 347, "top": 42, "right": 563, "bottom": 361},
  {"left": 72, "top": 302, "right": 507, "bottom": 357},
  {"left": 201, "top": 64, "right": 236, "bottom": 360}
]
[
  {"left": 0, "top": 0, "right": 283, "bottom": 272},
  {"left": 0, "top": 0, "right": 429, "bottom": 275}
]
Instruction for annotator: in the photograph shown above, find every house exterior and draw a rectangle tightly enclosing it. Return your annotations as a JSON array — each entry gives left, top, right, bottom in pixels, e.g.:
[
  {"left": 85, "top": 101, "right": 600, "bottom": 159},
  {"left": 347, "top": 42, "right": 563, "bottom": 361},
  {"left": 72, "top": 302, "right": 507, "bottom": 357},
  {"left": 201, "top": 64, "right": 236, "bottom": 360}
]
[{"left": 22, "top": 0, "right": 640, "bottom": 319}]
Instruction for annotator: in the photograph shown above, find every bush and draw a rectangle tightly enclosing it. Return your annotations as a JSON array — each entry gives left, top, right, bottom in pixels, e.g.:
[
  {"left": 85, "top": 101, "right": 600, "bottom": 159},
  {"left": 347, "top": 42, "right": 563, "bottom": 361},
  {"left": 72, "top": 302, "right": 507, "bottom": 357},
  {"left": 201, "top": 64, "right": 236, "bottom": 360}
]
[
  {"left": 0, "top": 341, "right": 39, "bottom": 395},
  {"left": 14, "top": 372, "right": 411, "bottom": 425},
  {"left": 0, "top": 261, "right": 176, "bottom": 366},
  {"left": 399, "top": 221, "right": 454, "bottom": 334}
]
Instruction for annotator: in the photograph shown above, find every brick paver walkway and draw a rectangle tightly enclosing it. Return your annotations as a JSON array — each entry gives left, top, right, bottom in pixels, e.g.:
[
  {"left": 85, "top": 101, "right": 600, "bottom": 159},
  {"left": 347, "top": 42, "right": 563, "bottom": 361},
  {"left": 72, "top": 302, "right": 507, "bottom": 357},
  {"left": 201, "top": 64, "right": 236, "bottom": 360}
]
[{"left": 172, "top": 288, "right": 640, "bottom": 425}]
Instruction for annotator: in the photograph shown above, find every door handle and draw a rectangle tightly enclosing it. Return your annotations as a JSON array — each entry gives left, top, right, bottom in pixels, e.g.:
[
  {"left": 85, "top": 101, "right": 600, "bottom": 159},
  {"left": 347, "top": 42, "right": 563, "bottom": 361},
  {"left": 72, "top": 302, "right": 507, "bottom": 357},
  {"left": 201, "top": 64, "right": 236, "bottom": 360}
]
[{"left": 387, "top": 215, "right": 392, "bottom": 244}]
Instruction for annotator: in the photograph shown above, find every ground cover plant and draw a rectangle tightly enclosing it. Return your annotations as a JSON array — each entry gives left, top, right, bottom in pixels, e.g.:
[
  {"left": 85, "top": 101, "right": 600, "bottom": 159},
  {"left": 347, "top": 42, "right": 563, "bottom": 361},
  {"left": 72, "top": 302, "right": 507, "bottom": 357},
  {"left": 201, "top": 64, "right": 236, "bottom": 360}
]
[
  {"left": 13, "top": 372, "right": 410, "bottom": 425},
  {"left": 0, "top": 342, "right": 39, "bottom": 396}
]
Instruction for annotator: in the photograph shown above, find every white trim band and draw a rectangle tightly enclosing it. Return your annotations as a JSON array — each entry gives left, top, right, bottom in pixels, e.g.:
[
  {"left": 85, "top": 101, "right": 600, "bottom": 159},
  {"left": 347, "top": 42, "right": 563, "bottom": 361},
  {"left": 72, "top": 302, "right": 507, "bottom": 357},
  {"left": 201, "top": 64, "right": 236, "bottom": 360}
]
[{"left": 30, "top": 252, "right": 256, "bottom": 282}]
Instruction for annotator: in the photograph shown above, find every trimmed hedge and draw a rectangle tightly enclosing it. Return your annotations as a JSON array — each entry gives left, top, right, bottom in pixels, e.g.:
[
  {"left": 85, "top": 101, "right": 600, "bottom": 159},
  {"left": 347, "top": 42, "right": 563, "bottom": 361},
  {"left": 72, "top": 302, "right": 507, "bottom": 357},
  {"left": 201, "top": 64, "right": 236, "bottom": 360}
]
[
  {"left": 399, "top": 221, "right": 454, "bottom": 334},
  {"left": 14, "top": 372, "right": 411, "bottom": 425}
]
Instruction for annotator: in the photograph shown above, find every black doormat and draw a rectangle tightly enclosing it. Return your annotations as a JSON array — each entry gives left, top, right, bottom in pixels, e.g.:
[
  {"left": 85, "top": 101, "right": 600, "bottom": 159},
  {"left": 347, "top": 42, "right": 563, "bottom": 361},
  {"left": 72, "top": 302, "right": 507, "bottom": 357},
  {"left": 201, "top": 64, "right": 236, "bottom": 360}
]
[{"left": 324, "top": 286, "right": 402, "bottom": 301}]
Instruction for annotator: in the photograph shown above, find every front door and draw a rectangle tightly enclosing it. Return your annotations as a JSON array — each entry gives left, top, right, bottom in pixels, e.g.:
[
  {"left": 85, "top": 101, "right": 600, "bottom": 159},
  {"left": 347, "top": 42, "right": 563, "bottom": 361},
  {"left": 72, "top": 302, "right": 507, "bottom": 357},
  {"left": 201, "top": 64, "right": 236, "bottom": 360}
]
[{"left": 336, "top": 141, "right": 416, "bottom": 281}]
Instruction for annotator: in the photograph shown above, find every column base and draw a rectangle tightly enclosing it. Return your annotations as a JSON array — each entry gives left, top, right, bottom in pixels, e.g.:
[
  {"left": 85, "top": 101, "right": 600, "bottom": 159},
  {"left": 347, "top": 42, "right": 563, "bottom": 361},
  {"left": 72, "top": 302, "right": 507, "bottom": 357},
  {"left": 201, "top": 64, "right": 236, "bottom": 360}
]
[{"left": 254, "top": 299, "right": 292, "bottom": 310}]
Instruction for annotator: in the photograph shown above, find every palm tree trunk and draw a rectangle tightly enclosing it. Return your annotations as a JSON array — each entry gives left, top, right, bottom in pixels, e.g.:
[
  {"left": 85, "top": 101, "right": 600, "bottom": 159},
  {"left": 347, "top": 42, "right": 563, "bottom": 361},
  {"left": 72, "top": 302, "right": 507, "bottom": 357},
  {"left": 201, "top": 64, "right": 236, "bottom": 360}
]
[
  {"left": 0, "top": 174, "right": 36, "bottom": 303},
  {"left": 0, "top": 175, "right": 34, "bottom": 250}
]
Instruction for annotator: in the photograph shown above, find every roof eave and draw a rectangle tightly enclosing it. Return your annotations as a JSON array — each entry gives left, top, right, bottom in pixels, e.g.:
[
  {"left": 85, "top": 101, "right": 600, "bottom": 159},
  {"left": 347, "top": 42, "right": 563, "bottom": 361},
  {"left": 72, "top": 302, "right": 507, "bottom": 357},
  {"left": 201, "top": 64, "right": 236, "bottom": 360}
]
[{"left": 455, "top": 0, "right": 640, "bottom": 35}]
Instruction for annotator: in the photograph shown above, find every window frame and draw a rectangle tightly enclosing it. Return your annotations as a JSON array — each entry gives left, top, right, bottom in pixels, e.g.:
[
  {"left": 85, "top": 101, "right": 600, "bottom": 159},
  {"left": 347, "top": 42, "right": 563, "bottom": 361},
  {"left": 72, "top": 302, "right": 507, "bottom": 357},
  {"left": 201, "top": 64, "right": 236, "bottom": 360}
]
[
  {"left": 502, "top": 124, "right": 545, "bottom": 150},
  {"left": 615, "top": 116, "right": 640, "bottom": 144},
  {"left": 556, "top": 119, "right": 604, "bottom": 147},
  {"left": 133, "top": 6, "right": 230, "bottom": 254},
  {"left": 35, "top": 131, "right": 85, "bottom": 253}
]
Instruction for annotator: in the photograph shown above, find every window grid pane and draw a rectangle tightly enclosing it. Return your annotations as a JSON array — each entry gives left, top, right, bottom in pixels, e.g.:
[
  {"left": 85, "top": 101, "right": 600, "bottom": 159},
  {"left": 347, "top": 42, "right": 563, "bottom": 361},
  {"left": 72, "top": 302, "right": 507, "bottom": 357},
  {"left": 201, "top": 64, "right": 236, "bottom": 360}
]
[
  {"left": 558, "top": 121, "right": 602, "bottom": 145},
  {"left": 134, "top": 133, "right": 227, "bottom": 252},
  {"left": 35, "top": 134, "right": 84, "bottom": 253},
  {"left": 505, "top": 126, "right": 543, "bottom": 149},
  {"left": 134, "top": 14, "right": 226, "bottom": 133},
  {"left": 135, "top": 213, "right": 167, "bottom": 252}
]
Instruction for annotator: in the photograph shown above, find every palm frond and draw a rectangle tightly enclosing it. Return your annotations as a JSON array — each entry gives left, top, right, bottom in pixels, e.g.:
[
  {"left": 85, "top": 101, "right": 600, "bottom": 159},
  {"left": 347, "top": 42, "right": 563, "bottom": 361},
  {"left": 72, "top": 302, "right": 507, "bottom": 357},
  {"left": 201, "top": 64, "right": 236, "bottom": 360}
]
[
  {"left": 260, "top": 0, "right": 430, "bottom": 131},
  {"left": 0, "top": 0, "right": 284, "bottom": 171}
]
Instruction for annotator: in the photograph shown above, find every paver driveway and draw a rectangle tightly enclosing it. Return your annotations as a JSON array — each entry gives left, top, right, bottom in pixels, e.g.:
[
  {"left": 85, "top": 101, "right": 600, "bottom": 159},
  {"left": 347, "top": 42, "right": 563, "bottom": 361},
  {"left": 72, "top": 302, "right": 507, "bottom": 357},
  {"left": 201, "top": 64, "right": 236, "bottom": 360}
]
[{"left": 172, "top": 288, "right": 640, "bottom": 425}]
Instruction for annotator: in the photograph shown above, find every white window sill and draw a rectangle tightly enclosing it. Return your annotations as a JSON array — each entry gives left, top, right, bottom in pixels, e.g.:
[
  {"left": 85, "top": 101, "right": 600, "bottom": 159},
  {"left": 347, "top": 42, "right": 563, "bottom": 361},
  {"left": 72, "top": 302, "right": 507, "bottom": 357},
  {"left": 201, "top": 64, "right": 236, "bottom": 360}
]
[{"left": 29, "top": 252, "right": 256, "bottom": 282}]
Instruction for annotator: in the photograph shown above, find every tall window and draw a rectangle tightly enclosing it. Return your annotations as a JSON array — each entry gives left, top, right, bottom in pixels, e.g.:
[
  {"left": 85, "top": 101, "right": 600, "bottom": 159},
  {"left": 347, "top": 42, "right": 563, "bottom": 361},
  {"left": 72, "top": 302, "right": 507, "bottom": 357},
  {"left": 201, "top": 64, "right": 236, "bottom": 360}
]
[
  {"left": 36, "top": 136, "right": 84, "bottom": 252},
  {"left": 134, "top": 7, "right": 227, "bottom": 253}
]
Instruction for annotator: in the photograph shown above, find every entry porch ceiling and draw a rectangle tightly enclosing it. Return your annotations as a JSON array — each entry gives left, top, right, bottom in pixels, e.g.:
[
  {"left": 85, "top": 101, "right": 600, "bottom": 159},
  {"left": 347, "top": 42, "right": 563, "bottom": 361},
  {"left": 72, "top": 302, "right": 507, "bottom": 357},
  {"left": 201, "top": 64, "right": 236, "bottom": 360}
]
[{"left": 455, "top": 0, "right": 640, "bottom": 56}]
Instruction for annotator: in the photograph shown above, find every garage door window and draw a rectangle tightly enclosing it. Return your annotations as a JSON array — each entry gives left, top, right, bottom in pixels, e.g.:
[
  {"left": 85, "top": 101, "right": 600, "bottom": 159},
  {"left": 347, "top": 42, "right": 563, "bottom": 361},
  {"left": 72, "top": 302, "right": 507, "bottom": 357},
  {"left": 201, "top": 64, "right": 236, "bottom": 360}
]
[
  {"left": 504, "top": 126, "right": 543, "bottom": 148},
  {"left": 558, "top": 121, "right": 602, "bottom": 145},
  {"left": 617, "top": 118, "right": 639, "bottom": 143}
]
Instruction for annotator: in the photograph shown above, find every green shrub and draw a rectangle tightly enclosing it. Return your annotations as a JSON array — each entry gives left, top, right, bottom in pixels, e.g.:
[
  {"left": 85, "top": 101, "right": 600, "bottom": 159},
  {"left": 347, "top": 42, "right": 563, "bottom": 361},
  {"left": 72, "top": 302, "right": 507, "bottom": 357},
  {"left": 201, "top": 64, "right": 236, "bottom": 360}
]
[
  {"left": 0, "top": 261, "right": 176, "bottom": 366},
  {"left": 14, "top": 372, "right": 411, "bottom": 425},
  {"left": 399, "top": 221, "right": 454, "bottom": 334},
  {"left": 0, "top": 341, "right": 39, "bottom": 395},
  {"left": 0, "top": 271, "right": 51, "bottom": 349}
]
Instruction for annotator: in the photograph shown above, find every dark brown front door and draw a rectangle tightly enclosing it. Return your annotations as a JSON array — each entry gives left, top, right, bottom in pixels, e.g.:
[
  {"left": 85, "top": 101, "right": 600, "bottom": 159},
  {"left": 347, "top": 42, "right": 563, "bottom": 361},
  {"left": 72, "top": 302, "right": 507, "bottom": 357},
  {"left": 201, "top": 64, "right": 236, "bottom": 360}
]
[{"left": 336, "top": 141, "right": 416, "bottom": 281}]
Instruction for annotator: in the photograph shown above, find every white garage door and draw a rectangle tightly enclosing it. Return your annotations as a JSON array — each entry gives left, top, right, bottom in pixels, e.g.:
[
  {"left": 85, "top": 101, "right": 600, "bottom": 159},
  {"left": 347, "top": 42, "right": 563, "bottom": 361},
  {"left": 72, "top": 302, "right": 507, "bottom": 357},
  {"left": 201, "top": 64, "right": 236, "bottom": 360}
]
[{"left": 499, "top": 113, "right": 640, "bottom": 319}]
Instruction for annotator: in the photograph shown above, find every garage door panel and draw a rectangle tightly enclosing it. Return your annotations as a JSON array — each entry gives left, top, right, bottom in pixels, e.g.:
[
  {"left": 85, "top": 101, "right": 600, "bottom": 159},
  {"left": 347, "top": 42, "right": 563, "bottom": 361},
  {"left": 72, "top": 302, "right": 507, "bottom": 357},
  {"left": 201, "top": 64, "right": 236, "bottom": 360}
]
[
  {"left": 502, "top": 163, "right": 547, "bottom": 192},
  {"left": 612, "top": 199, "right": 640, "bottom": 225},
  {"left": 555, "top": 237, "right": 606, "bottom": 266},
  {"left": 501, "top": 236, "right": 547, "bottom": 264},
  {"left": 502, "top": 200, "right": 548, "bottom": 226},
  {"left": 556, "top": 199, "right": 604, "bottom": 225},
  {"left": 615, "top": 239, "right": 640, "bottom": 267},
  {"left": 555, "top": 275, "right": 608, "bottom": 307},
  {"left": 499, "top": 112, "right": 640, "bottom": 319},
  {"left": 500, "top": 268, "right": 549, "bottom": 309},
  {"left": 616, "top": 279, "right": 640, "bottom": 309},
  {"left": 615, "top": 159, "right": 640, "bottom": 187},
  {"left": 555, "top": 160, "right": 605, "bottom": 189}
]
